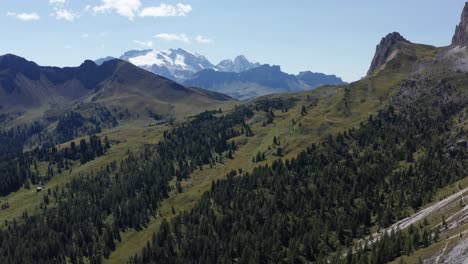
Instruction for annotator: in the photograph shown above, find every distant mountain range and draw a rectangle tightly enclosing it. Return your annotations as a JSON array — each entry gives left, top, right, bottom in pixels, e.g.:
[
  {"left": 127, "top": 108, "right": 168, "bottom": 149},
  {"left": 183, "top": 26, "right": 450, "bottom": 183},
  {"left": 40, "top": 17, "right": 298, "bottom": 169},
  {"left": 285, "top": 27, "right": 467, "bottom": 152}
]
[
  {"left": 95, "top": 49, "right": 261, "bottom": 83},
  {"left": 185, "top": 65, "right": 345, "bottom": 100},
  {"left": 96, "top": 49, "right": 346, "bottom": 100}
]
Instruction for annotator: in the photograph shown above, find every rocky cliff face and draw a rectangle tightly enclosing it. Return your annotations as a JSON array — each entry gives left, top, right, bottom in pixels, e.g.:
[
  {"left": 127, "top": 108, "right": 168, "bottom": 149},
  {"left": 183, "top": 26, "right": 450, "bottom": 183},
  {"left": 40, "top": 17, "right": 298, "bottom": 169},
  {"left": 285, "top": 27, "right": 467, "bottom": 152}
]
[
  {"left": 367, "top": 32, "right": 410, "bottom": 76},
  {"left": 452, "top": 2, "right": 468, "bottom": 46}
]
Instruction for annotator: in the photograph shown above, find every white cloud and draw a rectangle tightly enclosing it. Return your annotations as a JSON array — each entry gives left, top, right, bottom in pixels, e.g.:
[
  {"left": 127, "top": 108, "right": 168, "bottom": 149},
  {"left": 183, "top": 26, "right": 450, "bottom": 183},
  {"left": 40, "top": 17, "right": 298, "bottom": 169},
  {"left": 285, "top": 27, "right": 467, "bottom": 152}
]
[
  {"left": 92, "top": 0, "right": 142, "bottom": 20},
  {"left": 91, "top": 1, "right": 192, "bottom": 20},
  {"left": 49, "top": 0, "right": 78, "bottom": 22},
  {"left": 53, "top": 9, "right": 78, "bottom": 21},
  {"left": 139, "top": 3, "right": 192, "bottom": 17},
  {"left": 49, "top": 0, "right": 66, "bottom": 4},
  {"left": 196, "top": 35, "right": 213, "bottom": 44},
  {"left": 65, "top": 44, "right": 72, "bottom": 49},
  {"left": 155, "top": 33, "right": 190, "bottom": 43},
  {"left": 7, "top": 12, "right": 40, "bottom": 21},
  {"left": 81, "top": 33, "right": 89, "bottom": 38},
  {"left": 133, "top": 40, "right": 153, "bottom": 48}
]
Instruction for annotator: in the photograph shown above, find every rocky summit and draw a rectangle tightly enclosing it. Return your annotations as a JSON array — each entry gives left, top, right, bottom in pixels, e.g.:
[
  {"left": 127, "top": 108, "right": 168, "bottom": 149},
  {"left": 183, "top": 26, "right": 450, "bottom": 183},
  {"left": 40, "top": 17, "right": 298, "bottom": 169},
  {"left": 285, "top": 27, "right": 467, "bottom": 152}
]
[
  {"left": 367, "top": 32, "right": 410, "bottom": 75},
  {"left": 452, "top": 2, "right": 468, "bottom": 46}
]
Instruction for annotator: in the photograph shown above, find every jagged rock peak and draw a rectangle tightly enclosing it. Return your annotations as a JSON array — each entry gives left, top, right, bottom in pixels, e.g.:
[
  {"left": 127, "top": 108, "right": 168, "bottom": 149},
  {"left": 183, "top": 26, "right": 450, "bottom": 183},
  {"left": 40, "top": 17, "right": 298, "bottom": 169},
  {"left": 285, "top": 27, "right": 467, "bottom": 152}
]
[
  {"left": 367, "top": 32, "right": 410, "bottom": 76},
  {"left": 452, "top": 2, "right": 468, "bottom": 46}
]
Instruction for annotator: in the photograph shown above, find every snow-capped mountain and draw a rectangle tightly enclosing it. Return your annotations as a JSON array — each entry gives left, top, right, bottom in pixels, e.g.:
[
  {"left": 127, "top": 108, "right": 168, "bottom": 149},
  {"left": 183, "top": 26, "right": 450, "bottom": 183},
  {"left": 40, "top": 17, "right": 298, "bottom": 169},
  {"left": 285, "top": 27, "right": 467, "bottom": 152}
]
[
  {"left": 95, "top": 49, "right": 346, "bottom": 100},
  {"left": 95, "top": 49, "right": 260, "bottom": 83}
]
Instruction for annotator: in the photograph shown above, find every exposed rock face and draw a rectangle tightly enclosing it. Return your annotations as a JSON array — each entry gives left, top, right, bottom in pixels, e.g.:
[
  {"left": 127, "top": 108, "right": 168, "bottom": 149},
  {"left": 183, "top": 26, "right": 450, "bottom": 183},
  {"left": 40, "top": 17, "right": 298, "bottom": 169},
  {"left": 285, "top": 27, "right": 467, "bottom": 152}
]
[
  {"left": 216, "top": 56, "right": 261, "bottom": 73},
  {"left": 452, "top": 2, "right": 468, "bottom": 46},
  {"left": 367, "top": 32, "right": 410, "bottom": 76}
]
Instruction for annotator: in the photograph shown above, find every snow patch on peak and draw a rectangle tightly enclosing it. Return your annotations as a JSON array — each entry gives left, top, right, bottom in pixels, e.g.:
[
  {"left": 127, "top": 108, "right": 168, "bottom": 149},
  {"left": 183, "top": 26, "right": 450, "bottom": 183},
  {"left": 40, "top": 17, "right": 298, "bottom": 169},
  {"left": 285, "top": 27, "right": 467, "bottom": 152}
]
[{"left": 96, "top": 48, "right": 261, "bottom": 83}]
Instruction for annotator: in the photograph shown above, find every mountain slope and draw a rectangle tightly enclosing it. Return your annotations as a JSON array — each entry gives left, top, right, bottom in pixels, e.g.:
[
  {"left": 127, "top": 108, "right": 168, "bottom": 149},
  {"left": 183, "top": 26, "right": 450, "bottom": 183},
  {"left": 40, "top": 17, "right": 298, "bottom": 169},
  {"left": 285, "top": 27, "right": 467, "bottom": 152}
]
[
  {"left": 107, "top": 36, "right": 440, "bottom": 262},
  {"left": 0, "top": 54, "right": 234, "bottom": 132},
  {"left": 127, "top": 36, "right": 467, "bottom": 264},
  {"left": 2, "top": 5, "right": 468, "bottom": 264},
  {"left": 0, "top": 33, "right": 465, "bottom": 264}
]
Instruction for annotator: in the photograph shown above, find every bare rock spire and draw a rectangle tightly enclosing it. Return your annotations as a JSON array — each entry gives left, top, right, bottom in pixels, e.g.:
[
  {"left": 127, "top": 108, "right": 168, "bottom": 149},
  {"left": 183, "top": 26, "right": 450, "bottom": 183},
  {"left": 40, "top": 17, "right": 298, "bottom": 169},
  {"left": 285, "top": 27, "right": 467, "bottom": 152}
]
[
  {"left": 367, "top": 32, "right": 410, "bottom": 76},
  {"left": 452, "top": 2, "right": 468, "bottom": 46}
]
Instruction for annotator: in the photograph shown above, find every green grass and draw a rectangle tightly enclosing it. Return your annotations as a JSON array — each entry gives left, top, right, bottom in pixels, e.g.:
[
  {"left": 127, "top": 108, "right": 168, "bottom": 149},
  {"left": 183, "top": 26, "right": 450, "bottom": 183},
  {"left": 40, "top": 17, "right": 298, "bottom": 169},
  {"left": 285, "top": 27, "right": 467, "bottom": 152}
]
[
  {"left": 106, "top": 42, "right": 440, "bottom": 263},
  {"left": 0, "top": 121, "right": 169, "bottom": 226},
  {"left": 1, "top": 42, "right": 444, "bottom": 262}
]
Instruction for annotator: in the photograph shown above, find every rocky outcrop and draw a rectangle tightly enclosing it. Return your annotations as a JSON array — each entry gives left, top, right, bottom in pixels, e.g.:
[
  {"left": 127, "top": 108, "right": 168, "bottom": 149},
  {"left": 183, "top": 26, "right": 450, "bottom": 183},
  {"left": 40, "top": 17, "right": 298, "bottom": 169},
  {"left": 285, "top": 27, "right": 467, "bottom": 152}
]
[
  {"left": 216, "top": 56, "right": 261, "bottom": 73},
  {"left": 367, "top": 32, "right": 410, "bottom": 76},
  {"left": 452, "top": 2, "right": 468, "bottom": 46}
]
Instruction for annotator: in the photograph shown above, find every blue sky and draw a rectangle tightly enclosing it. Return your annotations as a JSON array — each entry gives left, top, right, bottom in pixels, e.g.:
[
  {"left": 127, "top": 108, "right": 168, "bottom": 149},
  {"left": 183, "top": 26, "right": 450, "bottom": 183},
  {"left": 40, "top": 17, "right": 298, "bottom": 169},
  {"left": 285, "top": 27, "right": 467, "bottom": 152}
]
[{"left": 0, "top": 0, "right": 465, "bottom": 82}]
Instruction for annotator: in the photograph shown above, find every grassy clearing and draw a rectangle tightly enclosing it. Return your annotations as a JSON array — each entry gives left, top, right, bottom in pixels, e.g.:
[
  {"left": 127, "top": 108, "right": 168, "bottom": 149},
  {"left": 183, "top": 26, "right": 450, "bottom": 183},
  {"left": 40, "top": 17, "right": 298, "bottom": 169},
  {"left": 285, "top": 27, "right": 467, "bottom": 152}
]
[{"left": 0, "top": 121, "right": 168, "bottom": 225}]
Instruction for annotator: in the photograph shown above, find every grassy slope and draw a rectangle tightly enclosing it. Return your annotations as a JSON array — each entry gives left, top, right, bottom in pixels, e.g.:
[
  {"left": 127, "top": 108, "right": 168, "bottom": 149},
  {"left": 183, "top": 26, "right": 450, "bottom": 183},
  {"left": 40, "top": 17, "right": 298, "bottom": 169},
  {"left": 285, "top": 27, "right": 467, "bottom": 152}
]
[
  {"left": 106, "top": 43, "right": 438, "bottom": 263},
  {"left": 388, "top": 176, "right": 468, "bottom": 264},
  {"left": 0, "top": 121, "right": 168, "bottom": 225},
  {"left": 0, "top": 42, "right": 443, "bottom": 263},
  {"left": 388, "top": 93, "right": 468, "bottom": 264}
]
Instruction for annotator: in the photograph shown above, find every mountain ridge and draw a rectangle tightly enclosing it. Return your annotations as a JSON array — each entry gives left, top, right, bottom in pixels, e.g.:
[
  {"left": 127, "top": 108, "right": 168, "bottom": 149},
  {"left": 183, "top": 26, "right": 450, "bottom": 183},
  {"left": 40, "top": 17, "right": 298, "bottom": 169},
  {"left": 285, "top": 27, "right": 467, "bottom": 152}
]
[
  {"left": 185, "top": 64, "right": 346, "bottom": 100},
  {"left": 95, "top": 49, "right": 261, "bottom": 83},
  {"left": 0, "top": 54, "right": 234, "bottom": 128}
]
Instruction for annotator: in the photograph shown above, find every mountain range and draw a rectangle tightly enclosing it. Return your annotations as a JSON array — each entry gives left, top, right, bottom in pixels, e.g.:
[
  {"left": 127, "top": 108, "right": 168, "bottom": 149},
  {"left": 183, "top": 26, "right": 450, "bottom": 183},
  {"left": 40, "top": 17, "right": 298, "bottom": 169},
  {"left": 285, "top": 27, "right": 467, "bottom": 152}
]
[
  {"left": 1, "top": 3, "right": 468, "bottom": 264},
  {"left": 95, "top": 49, "right": 261, "bottom": 83},
  {"left": 185, "top": 65, "right": 345, "bottom": 100},
  {"left": 96, "top": 48, "right": 345, "bottom": 99},
  {"left": 0, "top": 54, "right": 232, "bottom": 130}
]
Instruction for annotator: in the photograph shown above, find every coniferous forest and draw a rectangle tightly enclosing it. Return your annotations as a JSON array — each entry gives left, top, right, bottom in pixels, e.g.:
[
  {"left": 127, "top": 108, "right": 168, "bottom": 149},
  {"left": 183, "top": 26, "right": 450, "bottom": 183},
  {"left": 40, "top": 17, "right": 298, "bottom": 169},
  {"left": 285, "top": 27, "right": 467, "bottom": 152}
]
[
  {"left": 0, "top": 134, "right": 110, "bottom": 196},
  {"left": 0, "top": 107, "right": 254, "bottom": 263},
  {"left": 128, "top": 91, "right": 467, "bottom": 263},
  {"left": 2, "top": 3, "right": 468, "bottom": 263}
]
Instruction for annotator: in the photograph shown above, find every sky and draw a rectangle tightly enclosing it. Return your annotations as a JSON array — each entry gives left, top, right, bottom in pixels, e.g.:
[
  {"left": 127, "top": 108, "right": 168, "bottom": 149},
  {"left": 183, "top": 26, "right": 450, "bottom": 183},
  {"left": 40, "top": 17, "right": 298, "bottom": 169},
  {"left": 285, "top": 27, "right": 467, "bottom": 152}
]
[{"left": 0, "top": 0, "right": 465, "bottom": 82}]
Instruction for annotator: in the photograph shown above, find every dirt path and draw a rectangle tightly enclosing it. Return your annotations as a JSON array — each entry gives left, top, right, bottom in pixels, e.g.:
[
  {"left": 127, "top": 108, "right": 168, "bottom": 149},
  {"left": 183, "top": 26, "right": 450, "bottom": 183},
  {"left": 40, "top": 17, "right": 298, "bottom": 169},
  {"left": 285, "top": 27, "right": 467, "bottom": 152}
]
[
  {"left": 388, "top": 188, "right": 468, "bottom": 232},
  {"left": 366, "top": 187, "right": 468, "bottom": 244},
  {"left": 434, "top": 241, "right": 449, "bottom": 264}
]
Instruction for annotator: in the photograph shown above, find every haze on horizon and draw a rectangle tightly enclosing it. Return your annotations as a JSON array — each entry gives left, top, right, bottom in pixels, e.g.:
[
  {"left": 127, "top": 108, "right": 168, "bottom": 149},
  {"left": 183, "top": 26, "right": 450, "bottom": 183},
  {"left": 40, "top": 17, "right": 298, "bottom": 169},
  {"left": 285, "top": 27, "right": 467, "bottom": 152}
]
[{"left": 0, "top": 0, "right": 465, "bottom": 82}]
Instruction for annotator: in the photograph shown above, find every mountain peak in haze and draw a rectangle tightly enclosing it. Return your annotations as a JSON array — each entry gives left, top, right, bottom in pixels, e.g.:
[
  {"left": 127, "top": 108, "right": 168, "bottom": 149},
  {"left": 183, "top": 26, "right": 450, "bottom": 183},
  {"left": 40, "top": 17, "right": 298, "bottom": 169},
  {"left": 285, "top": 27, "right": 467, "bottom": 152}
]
[
  {"left": 185, "top": 64, "right": 345, "bottom": 100},
  {"left": 367, "top": 32, "right": 410, "bottom": 76},
  {"left": 452, "top": 2, "right": 468, "bottom": 46},
  {"left": 216, "top": 55, "right": 261, "bottom": 73}
]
